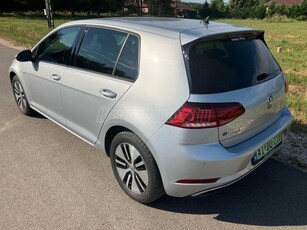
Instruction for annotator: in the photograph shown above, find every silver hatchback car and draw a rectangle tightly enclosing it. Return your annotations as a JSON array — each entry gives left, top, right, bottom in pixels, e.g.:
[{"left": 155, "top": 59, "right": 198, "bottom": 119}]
[{"left": 9, "top": 17, "right": 292, "bottom": 203}]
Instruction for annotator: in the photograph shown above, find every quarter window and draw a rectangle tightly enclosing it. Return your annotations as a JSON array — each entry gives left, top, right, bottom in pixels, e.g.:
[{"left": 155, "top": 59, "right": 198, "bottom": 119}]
[
  {"left": 34, "top": 27, "right": 81, "bottom": 65},
  {"left": 75, "top": 28, "right": 127, "bottom": 75}
]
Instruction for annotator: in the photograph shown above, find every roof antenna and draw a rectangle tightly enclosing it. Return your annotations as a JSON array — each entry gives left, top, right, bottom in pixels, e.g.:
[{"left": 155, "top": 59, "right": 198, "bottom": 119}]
[
  {"left": 200, "top": 16, "right": 210, "bottom": 26},
  {"left": 204, "top": 16, "right": 210, "bottom": 24}
]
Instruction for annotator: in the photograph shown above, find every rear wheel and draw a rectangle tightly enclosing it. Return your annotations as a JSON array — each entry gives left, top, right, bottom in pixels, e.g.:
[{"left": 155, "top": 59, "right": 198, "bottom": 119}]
[
  {"left": 110, "top": 131, "right": 165, "bottom": 203},
  {"left": 11, "top": 75, "right": 34, "bottom": 116}
]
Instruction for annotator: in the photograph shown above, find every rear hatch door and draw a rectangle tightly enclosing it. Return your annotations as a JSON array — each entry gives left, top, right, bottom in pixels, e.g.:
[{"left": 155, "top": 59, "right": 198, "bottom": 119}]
[{"left": 182, "top": 30, "right": 286, "bottom": 147}]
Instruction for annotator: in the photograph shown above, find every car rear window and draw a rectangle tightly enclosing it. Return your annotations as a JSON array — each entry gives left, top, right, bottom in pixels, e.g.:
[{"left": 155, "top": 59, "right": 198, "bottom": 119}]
[{"left": 185, "top": 38, "right": 281, "bottom": 94}]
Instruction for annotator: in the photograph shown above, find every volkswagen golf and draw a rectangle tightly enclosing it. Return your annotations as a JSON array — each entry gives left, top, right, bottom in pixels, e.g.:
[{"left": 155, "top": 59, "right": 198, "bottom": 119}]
[{"left": 9, "top": 17, "right": 292, "bottom": 203}]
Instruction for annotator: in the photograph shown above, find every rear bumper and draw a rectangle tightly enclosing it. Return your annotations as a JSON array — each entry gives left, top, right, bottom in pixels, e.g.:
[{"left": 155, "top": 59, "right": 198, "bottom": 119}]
[{"left": 146, "top": 106, "right": 292, "bottom": 197}]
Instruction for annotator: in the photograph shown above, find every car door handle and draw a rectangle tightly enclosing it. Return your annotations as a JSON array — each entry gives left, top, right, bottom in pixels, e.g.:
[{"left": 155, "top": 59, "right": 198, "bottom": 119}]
[
  {"left": 50, "top": 74, "right": 61, "bottom": 81},
  {"left": 99, "top": 89, "right": 117, "bottom": 99}
]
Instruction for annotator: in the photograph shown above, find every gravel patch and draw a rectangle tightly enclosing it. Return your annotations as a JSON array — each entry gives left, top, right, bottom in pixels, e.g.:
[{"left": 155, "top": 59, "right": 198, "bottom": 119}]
[{"left": 273, "top": 131, "right": 307, "bottom": 172}]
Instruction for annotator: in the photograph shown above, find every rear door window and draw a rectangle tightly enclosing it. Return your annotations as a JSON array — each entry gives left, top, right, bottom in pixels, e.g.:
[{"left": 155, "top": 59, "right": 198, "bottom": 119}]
[
  {"left": 75, "top": 28, "right": 127, "bottom": 75},
  {"left": 114, "top": 34, "right": 139, "bottom": 80},
  {"left": 186, "top": 38, "right": 281, "bottom": 94}
]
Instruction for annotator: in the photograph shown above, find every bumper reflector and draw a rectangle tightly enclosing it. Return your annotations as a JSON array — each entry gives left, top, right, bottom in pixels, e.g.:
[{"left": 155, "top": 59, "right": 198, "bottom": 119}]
[{"left": 176, "top": 178, "right": 220, "bottom": 184}]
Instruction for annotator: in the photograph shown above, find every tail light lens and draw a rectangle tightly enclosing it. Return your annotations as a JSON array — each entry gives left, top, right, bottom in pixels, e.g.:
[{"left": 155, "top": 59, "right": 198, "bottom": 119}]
[{"left": 166, "top": 102, "right": 245, "bottom": 129}]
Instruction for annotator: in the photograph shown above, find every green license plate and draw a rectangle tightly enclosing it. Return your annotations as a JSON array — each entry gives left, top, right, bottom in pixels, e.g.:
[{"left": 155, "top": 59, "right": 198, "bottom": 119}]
[{"left": 252, "top": 133, "right": 282, "bottom": 165}]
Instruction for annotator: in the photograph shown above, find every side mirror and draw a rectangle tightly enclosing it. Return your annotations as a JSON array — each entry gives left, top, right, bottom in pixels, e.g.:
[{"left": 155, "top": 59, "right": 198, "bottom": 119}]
[{"left": 16, "top": 50, "right": 33, "bottom": 62}]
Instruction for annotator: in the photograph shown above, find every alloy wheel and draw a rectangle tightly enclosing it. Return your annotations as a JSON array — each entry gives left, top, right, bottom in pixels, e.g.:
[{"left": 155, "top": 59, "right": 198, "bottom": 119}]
[
  {"left": 13, "top": 81, "right": 27, "bottom": 112},
  {"left": 114, "top": 143, "right": 149, "bottom": 194}
]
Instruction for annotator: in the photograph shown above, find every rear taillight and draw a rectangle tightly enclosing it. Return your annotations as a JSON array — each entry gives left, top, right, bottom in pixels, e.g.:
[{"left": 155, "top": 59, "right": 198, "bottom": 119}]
[
  {"left": 284, "top": 74, "right": 289, "bottom": 94},
  {"left": 166, "top": 102, "right": 245, "bottom": 129}
]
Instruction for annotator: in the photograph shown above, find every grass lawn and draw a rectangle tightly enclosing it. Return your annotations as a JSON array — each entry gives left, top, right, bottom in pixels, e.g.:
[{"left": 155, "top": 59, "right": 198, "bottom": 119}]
[
  {"left": 0, "top": 17, "right": 68, "bottom": 47},
  {"left": 0, "top": 17, "right": 306, "bottom": 133}
]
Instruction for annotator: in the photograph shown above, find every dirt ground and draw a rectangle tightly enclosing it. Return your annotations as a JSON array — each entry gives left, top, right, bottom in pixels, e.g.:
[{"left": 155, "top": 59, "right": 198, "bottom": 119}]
[{"left": 274, "top": 131, "right": 307, "bottom": 172}]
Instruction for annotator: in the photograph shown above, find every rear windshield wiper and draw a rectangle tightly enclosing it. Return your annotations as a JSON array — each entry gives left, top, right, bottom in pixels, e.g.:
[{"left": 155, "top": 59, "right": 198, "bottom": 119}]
[{"left": 257, "top": 69, "right": 280, "bottom": 81}]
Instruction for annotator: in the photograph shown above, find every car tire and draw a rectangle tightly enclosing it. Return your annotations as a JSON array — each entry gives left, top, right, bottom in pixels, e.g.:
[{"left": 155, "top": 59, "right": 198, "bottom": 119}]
[
  {"left": 110, "top": 131, "right": 165, "bottom": 203},
  {"left": 11, "top": 75, "right": 34, "bottom": 116}
]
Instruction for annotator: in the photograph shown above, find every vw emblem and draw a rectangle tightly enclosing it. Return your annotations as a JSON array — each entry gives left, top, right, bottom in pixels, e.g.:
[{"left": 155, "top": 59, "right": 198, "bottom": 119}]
[{"left": 267, "top": 93, "right": 273, "bottom": 108}]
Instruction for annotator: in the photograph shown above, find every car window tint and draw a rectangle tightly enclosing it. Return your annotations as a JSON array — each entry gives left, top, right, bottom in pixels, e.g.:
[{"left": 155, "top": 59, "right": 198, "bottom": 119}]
[
  {"left": 35, "top": 27, "right": 81, "bottom": 64},
  {"left": 76, "top": 28, "right": 127, "bottom": 75},
  {"left": 187, "top": 39, "right": 280, "bottom": 94},
  {"left": 114, "top": 35, "right": 139, "bottom": 80}
]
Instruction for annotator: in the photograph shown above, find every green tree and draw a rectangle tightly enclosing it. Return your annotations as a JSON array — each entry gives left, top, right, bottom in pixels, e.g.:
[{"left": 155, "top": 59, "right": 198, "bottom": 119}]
[
  {"left": 229, "top": 0, "right": 257, "bottom": 8},
  {"left": 300, "top": 0, "right": 307, "bottom": 16},
  {"left": 275, "top": 3, "right": 288, "bottom": 16},
  {"left": 228, "top": 0, "right": 252, "bottom": 18},
  {"left": 159, "top": 0, "right": 172, "bottom": 16},
  {"left": 147, "top": 0, "right": 159, "bottom": 15},
  {"left": 288, "top": 4, "right": 300, "bottom": 18},
  {"left": 199, "top": 1, "right": 210, "bottom": 18},
  {"left": 146, "top": 0, "right": 172, "bottom": 16},
  {"left": 266, "top": 2, "right": 276, "bottom": 17},
  {"left": 251, "top": 0, "right": 266, "bottom": 19},
  {"left": 0, "top": 0, "right": 45, "bottom": 12},
  {"left": 210, "top": 0, "right": 226, "bottom": 18}
]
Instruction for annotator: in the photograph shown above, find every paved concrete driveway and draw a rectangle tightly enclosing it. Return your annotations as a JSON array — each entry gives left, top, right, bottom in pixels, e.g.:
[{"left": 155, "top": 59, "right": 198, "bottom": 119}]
[{"left": 0, "top": 44, "right": 307, "bottom": 230}]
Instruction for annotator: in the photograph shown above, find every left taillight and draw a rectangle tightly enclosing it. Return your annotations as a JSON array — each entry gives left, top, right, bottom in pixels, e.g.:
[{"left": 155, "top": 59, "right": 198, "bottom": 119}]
[{"left": 166, "top": 102, "right": 245, "bottom": 129}]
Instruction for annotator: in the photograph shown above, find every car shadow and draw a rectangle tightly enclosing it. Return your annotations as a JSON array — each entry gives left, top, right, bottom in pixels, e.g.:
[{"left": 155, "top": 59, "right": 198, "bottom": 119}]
[
  {"left": 149, "top": 159, "right": 307, "bottom": 227},
  {"left": 31, "top": 111, "right": 46, "bottom": 119}
]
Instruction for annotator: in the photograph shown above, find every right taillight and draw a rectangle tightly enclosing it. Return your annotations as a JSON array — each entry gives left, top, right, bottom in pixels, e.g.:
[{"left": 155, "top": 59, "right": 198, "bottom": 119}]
[
  {"left": 166, "top": 102, "right": 245, "bottom": 129},
  {"left": 284, "top": 74, "right": 289, "bottom": 94}
]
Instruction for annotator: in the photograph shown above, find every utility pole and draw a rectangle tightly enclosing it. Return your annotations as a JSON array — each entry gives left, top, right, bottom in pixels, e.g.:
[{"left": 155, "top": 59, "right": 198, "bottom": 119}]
[{"left": 44, "top": 0, "right": 54, "bottom": 28}]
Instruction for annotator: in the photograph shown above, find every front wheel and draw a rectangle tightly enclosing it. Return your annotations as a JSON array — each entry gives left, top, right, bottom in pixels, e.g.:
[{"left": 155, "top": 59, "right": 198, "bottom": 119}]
[
  {"left": 110, "top": 131, "right": 165, "bottom": 203},
  {"left": 11, "top": 75, "right": 34, "bottom": 116}
]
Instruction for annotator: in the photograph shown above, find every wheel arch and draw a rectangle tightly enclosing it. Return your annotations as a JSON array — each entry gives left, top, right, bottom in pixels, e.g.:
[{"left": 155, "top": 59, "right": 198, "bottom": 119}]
[
  {"left": 9, "top": 71, "right": 16, "bottom": 82},
  {"left": 104, "top": 125, "right": 131, "bottom": 157},
  {"left": 103, "top": 124, "right": 158, "bottom": 166}
]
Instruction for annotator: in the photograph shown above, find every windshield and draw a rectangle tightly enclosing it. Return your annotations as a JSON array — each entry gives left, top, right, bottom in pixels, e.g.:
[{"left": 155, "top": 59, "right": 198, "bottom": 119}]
[{"left": 185, "top": 38, "right": 281, "bottom": 94}]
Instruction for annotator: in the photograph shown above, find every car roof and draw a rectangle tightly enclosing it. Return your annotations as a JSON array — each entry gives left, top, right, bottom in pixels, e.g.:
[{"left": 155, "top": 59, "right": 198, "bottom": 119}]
[{"left": 61, "top": 17, "right": 256, "bottom": 44}]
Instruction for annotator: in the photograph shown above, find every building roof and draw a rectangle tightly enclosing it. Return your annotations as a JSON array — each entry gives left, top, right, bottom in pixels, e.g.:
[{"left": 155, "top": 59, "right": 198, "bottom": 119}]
[{"left": 174, "top": 2, "right": 192, "bottom": 10}]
